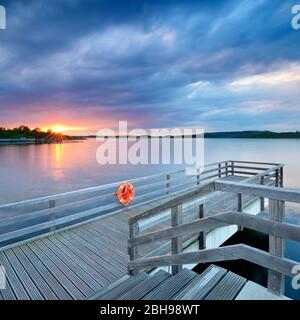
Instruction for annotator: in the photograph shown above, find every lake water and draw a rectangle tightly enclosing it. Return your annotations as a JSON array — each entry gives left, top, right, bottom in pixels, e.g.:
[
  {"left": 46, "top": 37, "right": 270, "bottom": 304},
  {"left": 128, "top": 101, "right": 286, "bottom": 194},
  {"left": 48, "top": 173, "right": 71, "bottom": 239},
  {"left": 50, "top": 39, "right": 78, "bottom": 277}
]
[
  {"left": 1, "top": 138, "right": 300, "bottom": 299},
  {"left": 1, "top": 138, "right": 300, "bottom": 204}
]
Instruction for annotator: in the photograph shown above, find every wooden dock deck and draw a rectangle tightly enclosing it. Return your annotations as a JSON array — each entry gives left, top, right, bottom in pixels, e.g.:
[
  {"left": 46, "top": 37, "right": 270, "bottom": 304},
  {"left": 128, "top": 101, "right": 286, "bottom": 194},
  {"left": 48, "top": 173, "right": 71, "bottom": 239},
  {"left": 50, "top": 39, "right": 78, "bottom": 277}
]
[
  {"left": 0, "top": 176, "right": 247, "bottom": 300},
  {"left": 0, "top": 160, "right": 298, "bottom": 300}
]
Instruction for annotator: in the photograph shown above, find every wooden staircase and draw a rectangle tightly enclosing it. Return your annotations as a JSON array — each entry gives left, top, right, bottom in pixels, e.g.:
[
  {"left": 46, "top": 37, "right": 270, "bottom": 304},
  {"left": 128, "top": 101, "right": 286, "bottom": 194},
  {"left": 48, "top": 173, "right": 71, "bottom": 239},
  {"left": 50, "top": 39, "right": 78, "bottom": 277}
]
[{"left": 90, "top": 266, "right": 247, "bottom": 300}]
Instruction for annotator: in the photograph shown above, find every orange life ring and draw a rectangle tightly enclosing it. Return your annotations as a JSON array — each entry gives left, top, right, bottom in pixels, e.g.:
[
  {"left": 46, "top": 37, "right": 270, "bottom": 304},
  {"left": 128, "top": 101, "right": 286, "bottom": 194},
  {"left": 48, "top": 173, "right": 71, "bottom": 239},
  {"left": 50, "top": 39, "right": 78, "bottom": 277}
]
[{"left": 117, "top": 182, "right": 135, "bottom": 206}]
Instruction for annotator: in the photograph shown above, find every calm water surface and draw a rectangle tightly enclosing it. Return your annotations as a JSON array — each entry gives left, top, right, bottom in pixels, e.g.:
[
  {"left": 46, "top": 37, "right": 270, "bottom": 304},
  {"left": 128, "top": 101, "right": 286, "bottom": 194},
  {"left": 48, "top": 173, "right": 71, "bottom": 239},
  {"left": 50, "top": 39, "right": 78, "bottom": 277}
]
[{"left": 1, "top": 138, "right": 300, "bottom": 204}]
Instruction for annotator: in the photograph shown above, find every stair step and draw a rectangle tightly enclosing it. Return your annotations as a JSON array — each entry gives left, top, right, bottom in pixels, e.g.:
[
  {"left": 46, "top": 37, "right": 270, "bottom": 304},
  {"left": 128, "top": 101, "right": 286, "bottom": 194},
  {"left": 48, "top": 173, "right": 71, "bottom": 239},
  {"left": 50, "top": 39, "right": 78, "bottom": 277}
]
[
  {"left": 96, "top": 272, "right": 148, "bottom": 300},
  {"left": 119, "top": 270, "right": 171, "bottom": 300},
  {"left": 205, "top": 271, "right": 247, "bottom": 300},
  {"left": 142, "top": 268, "right": 197, "bottom": 300},
  {"left": 173, "top": 265, "right": 227, "bottom": 300}
]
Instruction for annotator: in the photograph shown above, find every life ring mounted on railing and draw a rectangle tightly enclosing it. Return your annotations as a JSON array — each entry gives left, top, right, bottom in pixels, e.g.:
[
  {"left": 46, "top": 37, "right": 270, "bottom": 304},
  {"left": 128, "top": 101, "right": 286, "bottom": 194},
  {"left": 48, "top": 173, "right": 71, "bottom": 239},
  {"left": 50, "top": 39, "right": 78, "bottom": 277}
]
[{"left": 117, "top": 181, "right": 135, "bottom": 206}]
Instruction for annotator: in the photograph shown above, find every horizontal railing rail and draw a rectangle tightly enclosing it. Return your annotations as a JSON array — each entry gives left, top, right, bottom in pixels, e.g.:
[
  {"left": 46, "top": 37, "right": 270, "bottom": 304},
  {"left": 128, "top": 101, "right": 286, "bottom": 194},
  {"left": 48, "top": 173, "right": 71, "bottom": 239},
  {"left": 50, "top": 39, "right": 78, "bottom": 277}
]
[
  {"left": 128, "top": 244, "right": 297, "bottom": 279},
  {"left": 215, "top": 180, "right": 300, "bottom": 203},
  {"left": 128, "top": 211, "right": 300, "bottom": 248}
]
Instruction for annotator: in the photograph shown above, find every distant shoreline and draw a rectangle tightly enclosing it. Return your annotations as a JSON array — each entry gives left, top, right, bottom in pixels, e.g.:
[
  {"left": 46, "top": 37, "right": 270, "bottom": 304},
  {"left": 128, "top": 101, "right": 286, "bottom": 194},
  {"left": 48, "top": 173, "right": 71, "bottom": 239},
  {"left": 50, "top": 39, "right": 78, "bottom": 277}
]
[
  {"left": 0, "top": 137, "right": 86, "bottom": 145},
  {"left": 83, "top": 130, "right": 300, "bottom": 139},
  {"left": 2, "top": 130, "right": 300, "bottom": 145}
]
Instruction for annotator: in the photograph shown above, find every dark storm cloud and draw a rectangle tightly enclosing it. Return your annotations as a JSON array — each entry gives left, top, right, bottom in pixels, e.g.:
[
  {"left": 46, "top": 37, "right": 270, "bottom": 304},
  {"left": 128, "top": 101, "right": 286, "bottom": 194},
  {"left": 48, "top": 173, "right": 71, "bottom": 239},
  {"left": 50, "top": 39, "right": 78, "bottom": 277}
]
[{"left": 0, "top": 0, "right": 300, "bottom": 131}]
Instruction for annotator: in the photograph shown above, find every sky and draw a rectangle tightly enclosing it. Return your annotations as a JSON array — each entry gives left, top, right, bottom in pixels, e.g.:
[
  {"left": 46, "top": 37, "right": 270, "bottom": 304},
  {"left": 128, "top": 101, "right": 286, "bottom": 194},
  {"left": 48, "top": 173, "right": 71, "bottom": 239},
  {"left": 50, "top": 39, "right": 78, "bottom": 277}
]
[{"left": 0, "top": 0, "right": 300, "bottom": 135}]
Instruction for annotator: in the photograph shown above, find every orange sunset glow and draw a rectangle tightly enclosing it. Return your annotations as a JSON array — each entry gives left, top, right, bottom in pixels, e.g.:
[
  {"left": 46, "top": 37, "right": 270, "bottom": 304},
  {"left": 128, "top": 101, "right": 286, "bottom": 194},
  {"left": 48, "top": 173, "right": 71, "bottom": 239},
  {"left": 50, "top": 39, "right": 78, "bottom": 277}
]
[{"left": 42, "top": 125, "right": 89, "bottom": 135}]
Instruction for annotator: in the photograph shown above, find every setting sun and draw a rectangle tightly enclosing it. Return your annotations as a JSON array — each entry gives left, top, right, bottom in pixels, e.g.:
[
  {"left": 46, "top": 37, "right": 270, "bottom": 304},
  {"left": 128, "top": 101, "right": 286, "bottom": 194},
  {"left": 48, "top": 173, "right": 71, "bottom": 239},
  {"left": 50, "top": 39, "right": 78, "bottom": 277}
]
[
  {"left": 51, "top": 126, "right": 65, "bottom": 134},
  {"left": 41, "top": 124, "right": 88, "bottom": 135}
]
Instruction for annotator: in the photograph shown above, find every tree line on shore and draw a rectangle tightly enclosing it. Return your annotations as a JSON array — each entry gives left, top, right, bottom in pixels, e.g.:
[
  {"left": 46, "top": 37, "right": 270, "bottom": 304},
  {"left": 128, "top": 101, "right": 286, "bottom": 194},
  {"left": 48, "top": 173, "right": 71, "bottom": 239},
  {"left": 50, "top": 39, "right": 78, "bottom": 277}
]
[{"left": 0, "top": 126, "right": 58, "bottom": 139}]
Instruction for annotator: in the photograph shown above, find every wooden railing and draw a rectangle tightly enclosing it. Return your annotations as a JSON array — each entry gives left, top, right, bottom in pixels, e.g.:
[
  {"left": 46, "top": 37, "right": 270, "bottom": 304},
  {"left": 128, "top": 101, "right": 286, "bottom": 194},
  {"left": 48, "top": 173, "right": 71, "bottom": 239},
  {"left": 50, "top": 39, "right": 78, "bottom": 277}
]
[
  {"left": 0, "top": 160, "right": 280, "bottom": 249},
  {"left": 127, "top": 161, "right": 299, "bottom": 296},
  {"left": 0, "top": 160, "right": 256, "bottom": 248}
]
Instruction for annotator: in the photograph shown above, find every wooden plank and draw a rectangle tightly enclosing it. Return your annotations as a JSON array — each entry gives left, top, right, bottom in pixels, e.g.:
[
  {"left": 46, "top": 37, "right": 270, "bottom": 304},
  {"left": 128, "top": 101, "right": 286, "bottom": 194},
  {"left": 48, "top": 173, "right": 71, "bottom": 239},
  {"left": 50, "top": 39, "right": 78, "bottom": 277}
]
[
  {"left": 268, "top": 199, "right": 285, "bottom": 295},
  {"left": 215, "top": 180, "right": 300, "bottom": 203},
  {"left": 5, "top": 246, "right": 44, "bottom": 300},
  {"left": 26, "top": 242, "right": 84, "bottom": 299},
  {"left": 34, "top": 239, "right": 94, "bottom": 297},
  {"left": 0, "top": 277, "right": 17, "bottom": 300},
  {"left": 52, "top": 233, "right": 113, "bottom": 285},
  {"left": 142, "top": 269, "right": 196, "bottom": 300},
  {"left": 70, "top": 228, "right": 127, "bottom": 271},
  {"left": 129, "top": 245, "right": 240, "bottom": 271},
  {"left": 171, "top": 204, "right": 183, "bottom": 275},
  {"left": 173, "top": 265, "right": 227, "bottom": 300},
  {"left": 59, "top": 231, "right": 123, "bottom": 280},
  {"left": 129, "top": 244, "right": 297, "bottom": 277},
  {"left": 280, "top": 166, "right": 284, "bottom": 187},
  {"left": 87, "top": 275, "right": 129, "bottom": 300},
  {"left": 44, "top": 237, "right": 103, "bottom": 292},
  {"left": 75, "top": 227, "right": 128, "bottom": 266},
  {"left": 227, "top": 160, "right": 280, "bottom": 166},
  {"left": 233, "top": 171, "right": 259, "bottom": 176},
  {"left": 204, "top": 272, "right": 246, "bottom": 300},
  {"left": 198, "top": 204, "right": 206, "bottom": 250},
  {"left": 237, "top": 193, "right": 243, "bottom": 232},
  {"left": 11, "top": 247, "right": 58, "bottom": 300},
  {"left": 129, "top": 222, "right": 139, "bottom": 276},
  {"left": 0, "top": 252, "right": 30, "bottom": 300},
  {"left": 231, "top": 161, "right": 234, "bottom": 175},
  {"left": 260, "top": 176, "right": 265, "bottom": 211},
  {"left": 96, "top": 273, "right": 148, "bottom": 300},
  {"left": 83, "top": 225, "right": 131, "bottom": 255},
  {"left": 233, "top": 165, "right": 268, "bottom": 171},
  {"left": 63, "top": 230, "right": 125, "bottom": 275},
  {"left": 128, "top": 216, "right": 228, "bottom": 248},
  {"left": 20, "top": 244, "right": 72, "bottom": 300},
  {"left": 129, "top": 211, "right": 300, "bottom": 251},
  {"left": 119, "top": 270, "right": 171, "bottom": 300},
  {"left": 232, "top": 244, "right": 295, "bottom": 277},
  {"left": 212, "top": 212, "right": 300, "bottom": 243},
  {"left": 166, "top": 174, "right": 170, "bottom": 195}
]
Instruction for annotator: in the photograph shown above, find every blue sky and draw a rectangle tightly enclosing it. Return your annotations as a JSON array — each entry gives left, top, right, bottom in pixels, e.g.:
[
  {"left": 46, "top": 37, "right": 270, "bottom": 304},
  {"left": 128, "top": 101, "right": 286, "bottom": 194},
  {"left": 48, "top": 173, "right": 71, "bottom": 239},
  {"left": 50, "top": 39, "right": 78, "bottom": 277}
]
[{"left": 0, "top": 0, "right": 300, "bottom": 134}]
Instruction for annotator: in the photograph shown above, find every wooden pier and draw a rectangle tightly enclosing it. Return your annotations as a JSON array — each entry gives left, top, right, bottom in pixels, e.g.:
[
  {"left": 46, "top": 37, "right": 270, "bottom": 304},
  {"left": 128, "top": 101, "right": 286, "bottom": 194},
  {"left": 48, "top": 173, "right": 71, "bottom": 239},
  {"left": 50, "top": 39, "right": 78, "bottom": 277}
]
[{"left": 0, "top": 160, "right": 299, "bottom": 300}]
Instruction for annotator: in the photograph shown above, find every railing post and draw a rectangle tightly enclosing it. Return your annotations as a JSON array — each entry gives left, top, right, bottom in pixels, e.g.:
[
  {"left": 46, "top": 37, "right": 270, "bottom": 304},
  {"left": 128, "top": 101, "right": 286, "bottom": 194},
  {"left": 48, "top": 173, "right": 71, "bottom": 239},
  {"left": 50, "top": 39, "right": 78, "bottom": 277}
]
[
  {"left": 275, "top": 169, "right": 279, "bottom": 187},
  {"left": 237, "top": 193, "right": 243, "bottom": 231},
  {"left": 218, "top": 163, "right": 222, "bottom": 178},
  {"left": 171, "top": 204, "right": 183, "bottom": 275},
  {"left": 166, "top": 174, "right": 170, "bottom": 195},
  {"left": 260, "top": 177, "right": 265, "bottom": 211},
  {"left": 231, "top": 161, "right": 234, "bottom": 176},
  {"left": 267, "top": 199, "right": 285, "bottom": 295},
  {"left": 48, "top": 200, "right": 55, "bottom": 208},
  {"left": 225, "top": 162, "right": 228, "bottom": 176},
  {"left": 280, "top": 166, "right": 283, "bottom": 187},
  {"left": 196, "top": 168, "right": 200, "bottom": 185},
  {"left": 128, "top": 222, "right": 139, "bottom": 276},
  {"left": 198, "top": 204, "right": 206, "bottom": 250},
  {"left": 48, "top": 200, "right": 56, "bottom": 233}
]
